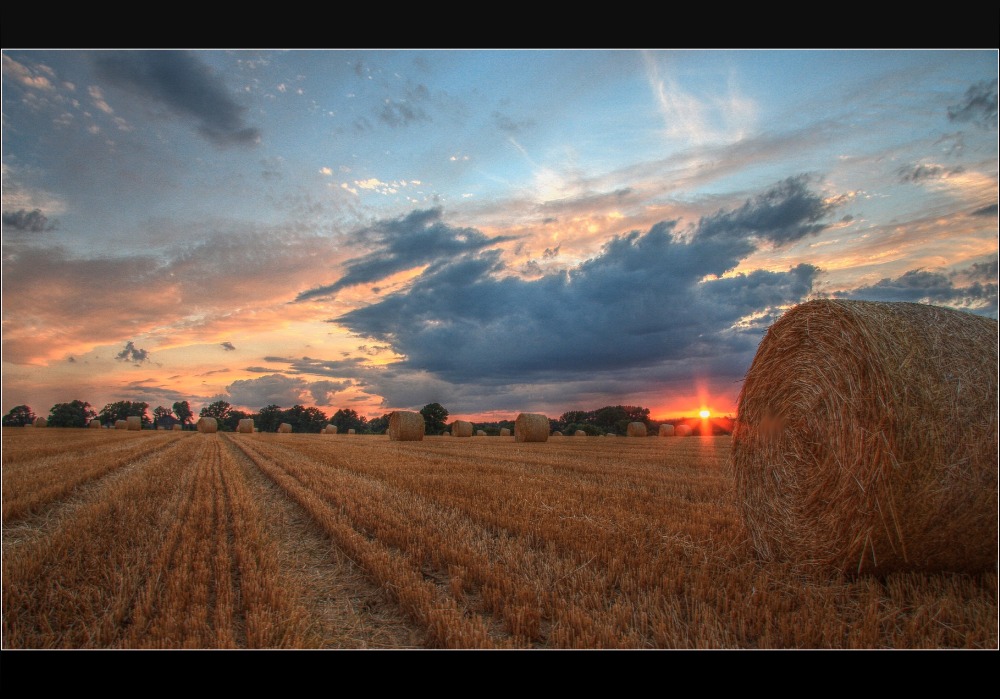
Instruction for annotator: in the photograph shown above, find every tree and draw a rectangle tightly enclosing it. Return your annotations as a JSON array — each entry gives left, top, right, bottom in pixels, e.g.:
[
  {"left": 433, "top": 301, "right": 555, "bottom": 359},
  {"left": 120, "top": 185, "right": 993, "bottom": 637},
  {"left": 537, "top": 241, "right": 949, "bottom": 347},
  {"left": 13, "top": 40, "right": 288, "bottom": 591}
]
[
  {"left": 200, "top": 400, "right": 232, "bottom": 423},
  {"left": 48, "top": 400, "right": 96, "bottom": 428},
  {"left": 281, "top": 405, "right": 328, "bottom": 433},
  {"left": 173, "top": 400, "right": 193, "bottom": 428},
  {"left": 99, "top": 401, "right": 150, "bottom": 427},
  {"left": 331, "top": 408, "right": 367, "bottom": 434},
  {"left": 420, "top": 402, "right": 449, "bottom": 435},
  {"left": 256, "top": 404, "right": 284, "bottom": 432},
  {"left": 2, "top": 405, "right": 36, "bottom": 427},
  {"left": 223, "top": 409, "right": 252, "bottom": 432},
  {"left": 367, "top": 413, "right": 391, "bottom": 435}
]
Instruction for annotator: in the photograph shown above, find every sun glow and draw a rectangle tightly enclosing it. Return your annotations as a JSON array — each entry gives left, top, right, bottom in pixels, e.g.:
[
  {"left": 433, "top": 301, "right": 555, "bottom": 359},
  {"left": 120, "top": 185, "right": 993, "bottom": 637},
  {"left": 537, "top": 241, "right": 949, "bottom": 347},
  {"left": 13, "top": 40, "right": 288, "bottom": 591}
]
[{"left": 699, "top": 409, "right": 711, "bottom": 419}]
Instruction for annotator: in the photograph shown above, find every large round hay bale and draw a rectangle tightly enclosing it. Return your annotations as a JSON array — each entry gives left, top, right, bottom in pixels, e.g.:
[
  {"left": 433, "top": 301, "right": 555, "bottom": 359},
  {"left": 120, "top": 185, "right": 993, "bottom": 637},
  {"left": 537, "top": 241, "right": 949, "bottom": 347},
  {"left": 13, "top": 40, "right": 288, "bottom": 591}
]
[
  {"left": 499, "top": 427, "right": 511, "bottom": 437},
  {"left": 388, "top": 410, "right": 425, "bottom": 441},
  {"left": 115, "top": 420, "right": 128, "bottom": 430},
  {"left": 514, "top": 413, "right": 548, "bottom": 442},
  {"left": 451, "top": 420, "right": 473, "bottom": 438},
  {"left": 675, "top": 424, "right": 692, "bottom": 437},
  {"left": 126, "top": 416, "right": 141, "bottom": 431},
  {"left": 238, "top": 418, "right": 255, "bottom": 434},
  {"left": 730, "top": 299, "right": 998, "bottom": 576},
  {"left": 278, "top": 423, "right": 292, "bottom": 433},
  {"left": 89, "top": 419, "right": 102, "bottom": 429},
  {"left": 659, "top": 424, "right": 675, "bottom": 437},
  {"left": 33, "top": 417, "right": 47, "bottom": 428},
  {"left": 573, "top": 430, "right": 586, "bottom": 437},
  {"left": 626, "top": 422, "right": 647, "bottom": 437},
  {"left": 323, "top": 424, "right": 338, "bottom": 434},
  {"left": 172, "top": 424, "right": 182, "bottom": 431},
  {"left": 197, "top": 417, "right": 218, "bottom": 433}
]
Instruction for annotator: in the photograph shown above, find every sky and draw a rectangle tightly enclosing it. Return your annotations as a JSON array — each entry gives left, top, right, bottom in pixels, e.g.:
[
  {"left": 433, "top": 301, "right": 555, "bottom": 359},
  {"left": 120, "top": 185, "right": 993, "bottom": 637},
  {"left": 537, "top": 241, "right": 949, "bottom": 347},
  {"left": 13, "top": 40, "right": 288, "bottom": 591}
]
[{"left": 2, "top": 49, "right": 997, "bottom": 421}]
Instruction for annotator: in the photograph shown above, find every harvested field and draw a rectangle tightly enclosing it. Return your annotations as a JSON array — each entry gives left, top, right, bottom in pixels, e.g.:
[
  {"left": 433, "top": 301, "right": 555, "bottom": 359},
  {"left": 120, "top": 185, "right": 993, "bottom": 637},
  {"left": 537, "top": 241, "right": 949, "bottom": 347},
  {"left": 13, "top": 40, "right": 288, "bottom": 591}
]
[{"left": 2, "top": 428, "right": 996, "bottom": 649}]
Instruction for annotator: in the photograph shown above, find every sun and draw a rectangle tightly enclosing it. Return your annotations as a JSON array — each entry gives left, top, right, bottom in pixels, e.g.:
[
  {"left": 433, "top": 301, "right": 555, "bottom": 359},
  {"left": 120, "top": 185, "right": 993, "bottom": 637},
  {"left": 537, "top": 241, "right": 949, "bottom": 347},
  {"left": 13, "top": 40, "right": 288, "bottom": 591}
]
[{"left": 699, "top": 409, "right": 711, "bottom": 419}]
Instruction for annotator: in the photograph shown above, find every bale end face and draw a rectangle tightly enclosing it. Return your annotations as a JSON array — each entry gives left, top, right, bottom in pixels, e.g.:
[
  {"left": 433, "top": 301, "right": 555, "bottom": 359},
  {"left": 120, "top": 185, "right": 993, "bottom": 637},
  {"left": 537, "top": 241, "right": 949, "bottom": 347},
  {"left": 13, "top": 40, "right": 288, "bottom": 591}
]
[
  {"left": 626, "top": 422, "right": 647, "bottom": 437},
  {"left": 126, "top": 416, "right": 142, "bottom": 431},
  {"left": 499, "top": 427, "right": 511, "bottom": 437},
  {"left": 196, "top": 417, "right": 218, "bottom": 433},
  {"left": 729, "top": 299, "right": 998, "bottom": 576},
  {"left": 451, "top": 420, "right": 473, "bottom": 438},
  {"left": 658, "top": 424, "right": 675, "bottom": 437},
  {"left": 238, "top": 418, "right": 255, "bottom": 434},
  {"left": 277, "top": 423, "right": 292, "bottom": 433}
]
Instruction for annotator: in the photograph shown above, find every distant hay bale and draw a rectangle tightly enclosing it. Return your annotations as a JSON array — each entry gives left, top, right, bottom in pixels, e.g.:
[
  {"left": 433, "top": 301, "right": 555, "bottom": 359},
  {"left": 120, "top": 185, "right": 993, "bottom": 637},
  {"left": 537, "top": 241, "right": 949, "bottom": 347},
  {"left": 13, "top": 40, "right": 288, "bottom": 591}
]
[
  {"left": 451, "top": 420, "right": 473, "bottom": 438},
  {"left": 659, "top": 424, "right": 675, "bottom": 437},
  {"left": 499, "top": 427, "right": 511, "bottom": 437},
  {"left": 573, "top": 430, "right": 586, "bottom": 437},
  {"left": 115, "top": 420, "right": 128, "bottom": 430},
  {"left": 730, "top": 299, "right": 999, "bottom": 576},
  {"left": 626, "top": 422, "right": 647, "bottom": 437},
  {"left": 388, "top": 410, "right": 425, "bottom": 441},
  {"left": 197, "top": 417, "right": 218, "bottom": 434},
  {"left": 172, "top": 424, "right": 182, "bottom": 431},
  {"left": 89, "top": 420, "right": 102, "bottom": 429},
  {"left": 278, "top": 423, "right": 292, "bottom": 433},
  {"left": 675, "top": 424, "right": 692, "bottom": 437},
  {"left": 552, "top": 431, "right": 563, "bottom": 437},
  {"left": 514, "top": 413, "right": 549, "bottom": 442},
  {"left": 347, "top": 428, "right": 356, "bottom": 435},
  {"left": 322, "top": 424, "right": 338, "bottom": 434},
  {"left": 476, "top": 429, "right": 487, "bottom": 436},
  {"left": 238, "top": 418, "right": 254, "bottom": 434},
  {"left": 126, "top": 416, "right": 142, "bottom": 431},
  {"left": 33, "top": 417, "right": 47, "bottom": 428},
  {"left": 442, "top": 431, "right": 452, "bottom": 437}
]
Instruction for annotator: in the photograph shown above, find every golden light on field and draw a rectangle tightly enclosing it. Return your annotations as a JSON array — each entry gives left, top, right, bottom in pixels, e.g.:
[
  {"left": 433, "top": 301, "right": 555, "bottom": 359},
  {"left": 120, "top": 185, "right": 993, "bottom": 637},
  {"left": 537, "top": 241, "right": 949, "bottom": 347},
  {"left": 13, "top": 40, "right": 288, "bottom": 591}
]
[{"left": 699, "top": 409, "right": 711, "bottom": 419}]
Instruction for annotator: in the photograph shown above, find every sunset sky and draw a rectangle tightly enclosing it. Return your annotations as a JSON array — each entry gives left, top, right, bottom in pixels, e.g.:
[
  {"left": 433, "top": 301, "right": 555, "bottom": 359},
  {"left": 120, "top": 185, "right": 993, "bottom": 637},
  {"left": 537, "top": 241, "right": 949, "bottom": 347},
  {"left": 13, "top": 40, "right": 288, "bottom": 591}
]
[{"left": 2, "top": 49, "right": 997, "bottom": 421}]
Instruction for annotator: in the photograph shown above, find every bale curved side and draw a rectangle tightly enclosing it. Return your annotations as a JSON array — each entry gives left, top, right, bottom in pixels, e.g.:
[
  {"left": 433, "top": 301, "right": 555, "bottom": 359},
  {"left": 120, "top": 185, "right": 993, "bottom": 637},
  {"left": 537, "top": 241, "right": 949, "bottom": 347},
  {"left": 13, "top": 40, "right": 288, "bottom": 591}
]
[
  {"left": 729, "top": 299, "right": 998, "bottom": 576},
  {"left": 89, "top": 420, "right": 102, "bottom": 429},
  {"left": 238, "top": 418, "right": 255, "bottom": 434},
  {"left": 675, "top": 424, "right": 692, "bottom": 437},
  {"left": 659, "top": 424, "right": 675, "bottom": 437},
  {"left": 573, "top": 430, "right": 586, "bottom": 437},
  {"left": 115, "top": 420, "right": 128, "bottom": 430},
  {"left": 451, "top": 420, "right": 473, "bottom": 438},
  {"left": 126, "top": 416, "right": 141, "bottom": 431},
  {"left": 626, "top": 422, "right": 647, "bottom": 437},
  {"left": 388, "top": 410, "right": 425, "bottom": 441},
  {"left": 197, "top": 417, "right": 218, "bottom": 433},
  {"left": 514, "top": 413, "right": 549, "bottom": 442},
  {"left": 277, "top": 423, "right": 292, "bottom": 433},
  {"left": 499, "top": 427, "right": 511, "bottom": 437}
]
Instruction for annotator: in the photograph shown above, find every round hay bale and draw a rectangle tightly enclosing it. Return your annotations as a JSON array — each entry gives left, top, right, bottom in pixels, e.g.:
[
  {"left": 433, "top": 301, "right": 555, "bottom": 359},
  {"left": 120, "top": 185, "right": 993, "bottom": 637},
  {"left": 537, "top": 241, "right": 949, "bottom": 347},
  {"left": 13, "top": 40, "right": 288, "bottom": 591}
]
[
  {"left": 238, "top": 418, "right": 255, "bottom": 434},
  {"left": 659, "top": 424, "right": 675, "bottom": 437},
  {"left": 323, "top": 424, "right": 338, "bottom": 434},
  {"left": 476, "top": 429, "right": 487, "bottom": 436},
  {"left": 197, "top": 417, "right": 218, "bottom": 434},
  {"left": 514, "top": 413, "right": 549, "bottom": 443},
  {"left": 675, "top": 424, "right": 692, "bottom": 437},
  {"left": 172, "top": 424, "right": 182, "bottom": 431},
  {"left": 89, "top": 419, "right": 102, "bottom": 429},
  {"left": 33, "top": 417, "right": 47, "bottom": 428},
  {"left": 347, "top": 428, "right": 356, "bottom": 435},
  {"left": 115, "top": 420, "right": 128, "bottom": 430},
  {"left": 451, "top": 420, "right": 473, "bottom": 438},
  {"left": 499, "top": 427, "right": 511, "bottom": 437},
  {"left": 573, "top": 430, "right": 586, "bottom": 437},
  {"left": 388, "top": 410, "right": 425, "bottom": 441},
  {"left": 442, "top": 431, "right": 452, "bottom": 437},
  {"left": 626, "top": 422, "right": 647, "bottom": 437},
  {"left": 126, "top": 416, "right": 141, "bottom": 431},
  {"left": 552, "top": 431, "right": 563, "bottom": 437},
  {"left": 730, "top": 299, "right": 998, "bottom": 576},
  {"left": 278, "top": 423, "right": 292, "bottom": 433}
]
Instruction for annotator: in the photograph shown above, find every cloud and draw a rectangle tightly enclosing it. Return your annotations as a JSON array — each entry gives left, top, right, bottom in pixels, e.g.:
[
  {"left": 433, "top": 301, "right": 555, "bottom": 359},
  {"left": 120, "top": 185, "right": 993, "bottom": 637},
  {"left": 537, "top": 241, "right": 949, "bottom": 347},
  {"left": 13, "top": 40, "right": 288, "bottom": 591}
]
[
  {"left": 115, "top": 341, "right": 150, "bottom": 364},
  {"left": 377, "top": 84, "right": 431, "bottom": 128},
  {"left": 897, "top": 163, "right": 965, "bottom": 183},
  {"left": 2, "top": 54, "right": 54, "bottom": 91},
  {"left": 492, "top": 110, "right": 535, "bottom": 135},
  {"left": 947, "top": 79, "right": 998, "bottom": 129},
  {"left": 93, "top": 50, "right": 261, "bottom": 146},
  {"left": 322, "top": 176, "right": 837, "bottom": 411},
  {"left": 224, "top": 373, "right": 349, "bottom": 410},
  {"left": 295, "top": 208, "right": 515, "bottom": 301},
  {"left": 2, "top": 208, "right": 57, "bottom": 233},
  {"left": 971, "top": 203, "right": 998, "bottom": 217},
  {"left": 308, "top": 379, "right": 352, "bottom": 406},
  {"left": 220, "top": 341, "right": 236, "bottom": 351},
  {"left": 833, "top": 267, "right": 997, "bottom": 317}
]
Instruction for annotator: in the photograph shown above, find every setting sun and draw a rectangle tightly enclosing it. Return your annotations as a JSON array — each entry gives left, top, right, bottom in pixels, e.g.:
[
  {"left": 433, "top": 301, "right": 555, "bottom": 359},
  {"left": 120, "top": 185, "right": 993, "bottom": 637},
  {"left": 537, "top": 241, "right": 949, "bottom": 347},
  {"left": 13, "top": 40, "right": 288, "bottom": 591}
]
[{"left": 699, "top": 409, "right": 711, "bottom": 419}]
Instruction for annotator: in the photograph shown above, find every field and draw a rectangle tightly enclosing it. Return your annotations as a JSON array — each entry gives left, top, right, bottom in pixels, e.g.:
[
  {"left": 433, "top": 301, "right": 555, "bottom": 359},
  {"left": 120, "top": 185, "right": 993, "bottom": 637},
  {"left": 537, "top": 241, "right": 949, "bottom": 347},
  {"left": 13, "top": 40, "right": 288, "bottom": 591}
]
[{"left": 2, "top": 428, "right": 996, "bottom": 649}]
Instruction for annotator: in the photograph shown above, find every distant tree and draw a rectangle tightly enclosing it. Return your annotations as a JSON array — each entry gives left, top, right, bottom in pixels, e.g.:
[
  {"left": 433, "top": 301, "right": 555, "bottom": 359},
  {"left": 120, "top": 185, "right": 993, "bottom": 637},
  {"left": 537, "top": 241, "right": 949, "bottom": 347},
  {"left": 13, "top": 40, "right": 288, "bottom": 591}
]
[
  {"left": 172, "top": 400, "right": 194, "bottom": 428},
  {"left": 281, "top": 405, "right": 328, "bottom": 433},
  {"left": 99, "top": 401, "right": 150, "bottom": 427},
  {"left": 223, "top": 409, "right": 252, "bottom": 432},
  {"left": 256, "top": 404, "right": 284, "bottom": 432},
  {"left": 420, "top": 402, "right": 449, "bottom": 435},
  {"left": 3, "top": 405, "right": 36, "bottom": 427},
  {"left": 367, "top": 413, "right": 391, "bottom": 435},
  {"left": 331, "top": 408, "right": 367, "bottom": 434},
  {"left": 48, "top": 400, "right": 97, "bottom": 428},
  {"left": 153, "top": 406, "right": 173, "bottom": 423},
  {"left": 200, "top": 400, "right": 232, "bottom": 424}
]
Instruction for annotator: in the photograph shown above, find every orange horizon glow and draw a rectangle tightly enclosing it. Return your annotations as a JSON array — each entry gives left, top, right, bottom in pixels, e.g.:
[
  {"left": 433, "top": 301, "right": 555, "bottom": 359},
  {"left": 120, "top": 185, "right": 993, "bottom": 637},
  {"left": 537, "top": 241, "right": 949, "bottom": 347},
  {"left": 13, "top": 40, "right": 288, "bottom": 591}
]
[{"left": 699, "top": 409, "right": 711, "bottom": 418}]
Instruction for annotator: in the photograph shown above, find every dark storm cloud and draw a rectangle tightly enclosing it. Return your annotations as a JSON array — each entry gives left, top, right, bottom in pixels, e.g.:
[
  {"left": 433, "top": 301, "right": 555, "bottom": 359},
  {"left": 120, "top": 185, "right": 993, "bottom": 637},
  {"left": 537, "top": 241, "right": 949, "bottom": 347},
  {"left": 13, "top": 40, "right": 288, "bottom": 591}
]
[
  {"left": 93, "top": 51, "right": 261, "bottom": 146},
  {"left": 295, "top": 208, "right": 515, "bottom": 301},
  {"left": 834, "top": 268, "right": 997, "bottom": 317},
  {"left": 220, "top": 341, "right": 236, "bottom": 351},
  {"left": 965, "top": 259, "right": 998, "bottom": 281},
  {"left": 2, "top": 208, "right": 57, "bottom": 233},
  {"left": 332, "top": 176, "right": 837, "bottom": 387},
  {"left": 971, "top": 203, "right": 998, "bottom": 217},
  {"left": 492, "top": 110, "right": 535, "bottom": 134},
  {"left": 224, "top": 373, "right": 351, "bottom": 410},
  {"left": 115, "top": 340, "right": 150, "bottom": 364},
  {"left": 947, "top": 79, "right": 998, "bottom": 129},
  {"left": 897, "top": 163, "right": 965, "bottom": 183},
  {"left": 262, "top": 356, "right": 369, "bottom": 379},
  {"left": 308, "top": 379, "right": 352, "bottom": 406},
  {"left": 377, "top": 84, "right": 431, "bottom": 127}
]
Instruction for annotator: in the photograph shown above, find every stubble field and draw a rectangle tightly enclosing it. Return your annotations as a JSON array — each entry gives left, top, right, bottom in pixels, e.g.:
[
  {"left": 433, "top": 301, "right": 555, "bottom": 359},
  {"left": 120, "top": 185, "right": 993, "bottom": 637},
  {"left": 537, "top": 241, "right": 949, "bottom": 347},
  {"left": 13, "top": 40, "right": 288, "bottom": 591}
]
[{"left": 2, "top": 428, "right": 996, "bottom": 649}]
